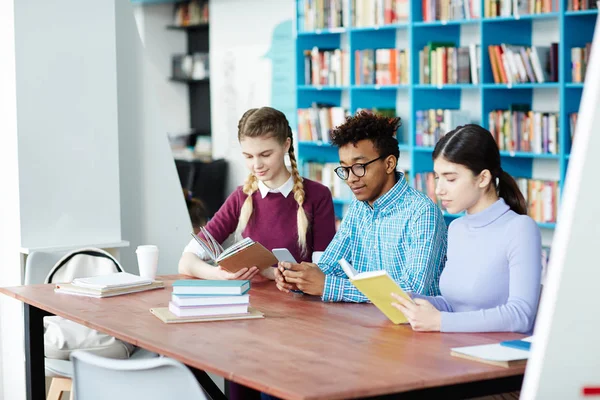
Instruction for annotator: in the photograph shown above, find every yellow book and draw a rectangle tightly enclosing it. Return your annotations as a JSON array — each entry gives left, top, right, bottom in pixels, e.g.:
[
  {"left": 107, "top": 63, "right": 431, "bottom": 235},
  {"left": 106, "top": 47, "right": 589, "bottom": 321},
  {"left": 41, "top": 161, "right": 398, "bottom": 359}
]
[{"left": 338, "top": 259, "right": 413, "bottom": 324}]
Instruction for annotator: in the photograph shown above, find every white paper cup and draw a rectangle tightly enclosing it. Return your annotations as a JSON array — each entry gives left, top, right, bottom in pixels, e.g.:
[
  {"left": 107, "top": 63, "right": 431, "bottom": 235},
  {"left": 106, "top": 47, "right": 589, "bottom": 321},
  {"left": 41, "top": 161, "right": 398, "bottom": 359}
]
[{"left": 136, "top": 245, "right": 159, "bottom": 280}]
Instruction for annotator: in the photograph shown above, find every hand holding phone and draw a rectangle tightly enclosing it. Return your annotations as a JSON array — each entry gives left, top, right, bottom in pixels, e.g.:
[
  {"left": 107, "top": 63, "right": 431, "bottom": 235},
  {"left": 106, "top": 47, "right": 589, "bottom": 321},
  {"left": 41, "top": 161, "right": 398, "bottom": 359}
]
[{"left": 272, "top": 248, "right": 304, "bottom": 294}]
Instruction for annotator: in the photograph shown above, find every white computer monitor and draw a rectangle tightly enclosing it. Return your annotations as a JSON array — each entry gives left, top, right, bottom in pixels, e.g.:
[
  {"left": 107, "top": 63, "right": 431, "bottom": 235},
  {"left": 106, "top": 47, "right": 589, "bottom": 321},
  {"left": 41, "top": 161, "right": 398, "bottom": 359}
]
[{"left": 521, "top": 12, "right": 600, "bottom": 400}]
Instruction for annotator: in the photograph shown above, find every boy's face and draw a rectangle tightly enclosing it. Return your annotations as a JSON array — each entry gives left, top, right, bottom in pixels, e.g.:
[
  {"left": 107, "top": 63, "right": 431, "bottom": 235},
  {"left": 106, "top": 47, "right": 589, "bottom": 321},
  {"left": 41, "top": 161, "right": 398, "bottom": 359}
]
[{"left": 338, "top": 139, "right": 393, "bottom": 204}]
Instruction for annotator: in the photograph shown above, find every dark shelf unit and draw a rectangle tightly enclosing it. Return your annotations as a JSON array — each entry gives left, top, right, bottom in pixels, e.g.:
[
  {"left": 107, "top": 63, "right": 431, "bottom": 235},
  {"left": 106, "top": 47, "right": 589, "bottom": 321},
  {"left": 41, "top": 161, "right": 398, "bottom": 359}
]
[
  {"left": 169, "top": 77, "right": 210, "bottom": 83},
  {"left": 169, "top": 23, "right": 211, "bottom": 138},
  {"left": 166, "top": 24, "right": 209, "bottom": 31}
]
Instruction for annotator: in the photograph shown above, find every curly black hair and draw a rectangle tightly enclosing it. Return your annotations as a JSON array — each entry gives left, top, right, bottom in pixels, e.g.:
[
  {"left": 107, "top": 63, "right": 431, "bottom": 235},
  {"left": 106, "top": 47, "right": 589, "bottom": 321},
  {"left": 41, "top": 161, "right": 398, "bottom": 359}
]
[{"left": 331, "top": 110, "right": 401, "bottom": 160}]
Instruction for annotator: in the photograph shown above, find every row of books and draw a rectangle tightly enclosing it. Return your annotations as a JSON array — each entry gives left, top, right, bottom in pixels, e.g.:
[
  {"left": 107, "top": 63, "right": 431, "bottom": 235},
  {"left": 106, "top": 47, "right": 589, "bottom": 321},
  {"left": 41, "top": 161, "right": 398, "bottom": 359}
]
[
  {"left": 353, "top": 0, "right": 409, "bottom": 27},
  {"left": 172, "top": 0, "right": 208, "bottom": 27},
  {"left": 422, "top": 0, "right": 481, "bottom": 22},
  {"left": 355, "top": 49, "right": 409, "bottom": 86},
  {"left": 488, "top": 44, "right": 557, "bottom": 85},
  {"left": 567, "top": 0, "right": 598, "bottom": 10},
  {"left": 297, "top": 105, "right": 348, "bottom": 143},
  {"left": 419, "top": 43, "right": 480, "bottom": 85},
  {"left": 303, "top": 48, "right": 350, "bottom": 87},
  {"left": 300, "top": 0, "right": 349, "bottom": 31},
  {"left": 415, "top": 109, "right": 472, "bottom": 147},
  {"left": 484, "top": 0, "right": 556, "bottom": 17},
  {"left": 572, "top": 43, "right": 592, "bottom": 84},
  {"left": 488, "top": 109, "right": 559, "bottom": 154},
  {"left": 169, "top": 280, "right": 250, "bottom": 318},
  {"left": 304, "top": 162, "right": 354, "bottom": 200},
  {"left": 299, "top": 0, "right": 410, "bottom": 31},
  {"left": 414, "top": 172, "right": 560, "bottom": 223}
]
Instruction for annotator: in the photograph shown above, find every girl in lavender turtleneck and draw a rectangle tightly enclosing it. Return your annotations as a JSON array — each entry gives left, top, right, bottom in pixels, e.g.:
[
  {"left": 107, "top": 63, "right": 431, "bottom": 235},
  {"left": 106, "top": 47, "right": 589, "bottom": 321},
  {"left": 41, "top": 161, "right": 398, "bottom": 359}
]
[{"left": 392, "top": 124, "right": 542, "bottom": 333}]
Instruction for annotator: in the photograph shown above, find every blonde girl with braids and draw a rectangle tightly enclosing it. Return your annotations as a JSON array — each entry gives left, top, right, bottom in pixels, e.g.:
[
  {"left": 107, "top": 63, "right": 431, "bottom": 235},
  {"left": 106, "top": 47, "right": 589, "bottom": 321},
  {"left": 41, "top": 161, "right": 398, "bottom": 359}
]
[{"left": 179, "top": 107, "right": 336, "bottom": 283}]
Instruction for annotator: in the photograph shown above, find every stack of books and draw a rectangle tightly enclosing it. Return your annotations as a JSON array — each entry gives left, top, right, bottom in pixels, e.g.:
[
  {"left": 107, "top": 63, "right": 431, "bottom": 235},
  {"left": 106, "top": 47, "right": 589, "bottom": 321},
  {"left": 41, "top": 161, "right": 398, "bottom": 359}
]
[
  {"left": 169, "top": 280, "right": 251, "bottom": 318},
  {"left": 54, "top": 272, "right": 164, "bottom": 298}
]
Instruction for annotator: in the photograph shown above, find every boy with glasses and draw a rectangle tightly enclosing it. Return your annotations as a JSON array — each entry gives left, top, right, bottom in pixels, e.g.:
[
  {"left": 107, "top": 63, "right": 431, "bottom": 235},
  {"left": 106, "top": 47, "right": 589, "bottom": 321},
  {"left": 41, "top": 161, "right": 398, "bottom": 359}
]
[{"left": 274, "top": 111, "right": 447, "bottom": 301}]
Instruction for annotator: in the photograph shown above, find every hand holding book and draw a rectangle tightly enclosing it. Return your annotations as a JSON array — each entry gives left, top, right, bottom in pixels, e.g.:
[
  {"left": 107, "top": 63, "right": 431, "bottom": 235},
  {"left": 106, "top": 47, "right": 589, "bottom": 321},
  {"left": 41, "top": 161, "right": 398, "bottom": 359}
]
[
  {"left": 390, "top": 293, "right": 441, "bottom": 331},
  {"left": 191, "top": 228, "right": 278, "bottom": 274},
  {"left": 212, "top": 265, "right": 260, "bottom": 281}
]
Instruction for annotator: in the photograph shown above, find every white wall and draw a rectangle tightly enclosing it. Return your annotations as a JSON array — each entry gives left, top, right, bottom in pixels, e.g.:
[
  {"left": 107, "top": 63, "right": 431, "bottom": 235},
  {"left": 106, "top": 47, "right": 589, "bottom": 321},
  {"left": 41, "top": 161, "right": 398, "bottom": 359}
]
[
  {"left": 210, "top": 0, "right": 295, "bottom": 193},
  {"left": 132, "top": 3, "right": 190, "bottom": 135},
  {"left": 0, "top": 1, "right": 23, "bottom": 397},
  {"left": 116, "top": 0, "right": 192, "bottom": 274},
  {"left": 15, "top": 1, "right": 123, "bottom": 250}
]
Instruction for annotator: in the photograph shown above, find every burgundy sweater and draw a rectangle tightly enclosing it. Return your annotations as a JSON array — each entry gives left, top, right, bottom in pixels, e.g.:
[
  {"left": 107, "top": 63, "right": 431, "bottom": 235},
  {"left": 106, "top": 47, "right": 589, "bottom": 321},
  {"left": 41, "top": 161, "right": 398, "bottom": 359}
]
[{"left": 203, "top": 178, "right": 336, "bottom": 278}]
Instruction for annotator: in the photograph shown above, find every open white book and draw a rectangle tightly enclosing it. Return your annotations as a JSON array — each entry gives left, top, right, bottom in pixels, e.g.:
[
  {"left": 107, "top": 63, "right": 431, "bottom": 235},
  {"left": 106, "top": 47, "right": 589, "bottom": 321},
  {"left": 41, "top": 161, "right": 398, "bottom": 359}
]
[
  {"left": 72, "top": 272, "right": 153, "bottom": 290},
  {"left": 191, "top": 228, "right": 278, "bottom": 273}
]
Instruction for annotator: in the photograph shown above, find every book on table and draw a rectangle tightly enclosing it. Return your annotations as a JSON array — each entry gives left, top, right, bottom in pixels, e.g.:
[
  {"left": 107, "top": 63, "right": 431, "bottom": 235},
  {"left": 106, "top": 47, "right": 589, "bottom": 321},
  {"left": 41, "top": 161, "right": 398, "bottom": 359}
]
[
  {"left": 172, "top": 280, "right": 250, "bottom": 295},
  {"left": 191, "top": 227, "right": 278, "bottom": 273},
  {"left": 55, "top": 272, "right": 164, "bottom": 298},
  {"left": 338, "top": 258, "right": 413, "bottom": 324},
  {"left": 451, "top": 339, "right": 531, "bottom": 368},
  {"left": 151, "top": 279, "right": 262, "bottom": 323}
]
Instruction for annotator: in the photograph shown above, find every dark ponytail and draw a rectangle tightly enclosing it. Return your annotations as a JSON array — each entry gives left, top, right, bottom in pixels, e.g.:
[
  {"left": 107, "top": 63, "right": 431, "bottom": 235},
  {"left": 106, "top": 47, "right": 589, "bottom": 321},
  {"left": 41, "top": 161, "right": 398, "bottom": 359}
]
[
  {"left": 497, "top": 170, "right": 527, "bottom": 215},
  {"left": 432, "top": 124, "right": 528, "bottom": 215}
]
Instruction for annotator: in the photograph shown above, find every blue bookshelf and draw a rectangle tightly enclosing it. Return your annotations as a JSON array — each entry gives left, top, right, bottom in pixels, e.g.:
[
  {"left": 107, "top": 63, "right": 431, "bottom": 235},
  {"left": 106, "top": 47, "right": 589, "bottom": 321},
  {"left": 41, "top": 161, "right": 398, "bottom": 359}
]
[{"left": 295, "top": 0, "right": 597, "bottom": 228}]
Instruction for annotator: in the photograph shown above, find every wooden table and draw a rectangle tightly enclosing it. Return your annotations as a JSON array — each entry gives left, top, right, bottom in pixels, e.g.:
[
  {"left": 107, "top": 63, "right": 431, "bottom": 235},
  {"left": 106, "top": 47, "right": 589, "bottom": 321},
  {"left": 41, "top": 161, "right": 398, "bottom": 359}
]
[{"left": 0, "top": 275, "right": 526, "bottom": 400}]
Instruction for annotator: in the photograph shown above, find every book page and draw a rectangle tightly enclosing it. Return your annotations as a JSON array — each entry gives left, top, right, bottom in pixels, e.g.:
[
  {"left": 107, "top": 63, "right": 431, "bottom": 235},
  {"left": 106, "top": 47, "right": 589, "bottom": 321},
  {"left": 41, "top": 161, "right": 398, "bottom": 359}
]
[{"left": 218, "top": 238, "right": 254, "bottom": 261}]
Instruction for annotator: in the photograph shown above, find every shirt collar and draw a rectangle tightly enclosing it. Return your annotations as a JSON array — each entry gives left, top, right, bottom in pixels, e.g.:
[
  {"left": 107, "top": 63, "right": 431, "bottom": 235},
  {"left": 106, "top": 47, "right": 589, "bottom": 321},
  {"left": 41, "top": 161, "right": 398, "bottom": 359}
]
[
  {"left": 464, "top": 198, "right": 510, "bottom": 228},
  {"left": 257, "top": 175, "right": 294, "bottom": 199}
]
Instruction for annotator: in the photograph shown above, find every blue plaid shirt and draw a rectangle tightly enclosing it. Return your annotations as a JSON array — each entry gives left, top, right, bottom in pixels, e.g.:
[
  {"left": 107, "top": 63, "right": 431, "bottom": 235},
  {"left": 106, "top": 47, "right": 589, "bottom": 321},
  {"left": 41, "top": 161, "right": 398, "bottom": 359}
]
[{"left": 319, "top": 173, "right": 447, "bottom": 302}]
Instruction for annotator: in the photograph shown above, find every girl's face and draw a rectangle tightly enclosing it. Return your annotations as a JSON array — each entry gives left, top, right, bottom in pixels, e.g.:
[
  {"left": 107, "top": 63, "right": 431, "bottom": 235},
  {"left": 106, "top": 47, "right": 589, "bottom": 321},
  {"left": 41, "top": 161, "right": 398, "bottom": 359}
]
[
  {"left": 434, "top": 156, "right": 490, "bottom": 214},
  {"left": 240, "top": 135, "right": 290, "bottom": 184}
]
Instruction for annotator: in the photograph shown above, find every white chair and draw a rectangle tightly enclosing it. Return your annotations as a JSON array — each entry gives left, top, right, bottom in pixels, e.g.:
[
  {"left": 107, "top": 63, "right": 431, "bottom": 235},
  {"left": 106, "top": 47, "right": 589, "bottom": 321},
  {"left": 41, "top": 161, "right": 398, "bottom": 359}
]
[
  {"left": 24, "top": 250, "right": 158, "bottom": 400},
  {"left": 70, "top": 350, "right": 208, "bottom": 400}
]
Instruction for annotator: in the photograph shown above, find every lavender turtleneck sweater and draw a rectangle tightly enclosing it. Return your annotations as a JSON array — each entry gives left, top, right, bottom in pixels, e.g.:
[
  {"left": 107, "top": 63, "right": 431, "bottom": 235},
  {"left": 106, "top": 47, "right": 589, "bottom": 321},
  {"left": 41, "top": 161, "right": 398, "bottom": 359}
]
[{"left": 412, "top": 198, "right": 542, "bottom": 333}]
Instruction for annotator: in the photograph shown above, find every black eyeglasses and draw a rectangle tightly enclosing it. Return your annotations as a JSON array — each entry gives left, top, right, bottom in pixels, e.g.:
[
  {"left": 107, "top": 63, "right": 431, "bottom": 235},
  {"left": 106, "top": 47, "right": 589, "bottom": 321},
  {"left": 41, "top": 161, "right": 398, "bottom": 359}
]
[{"left": 334, "top": 156, "right": 385, "bottom": 180}]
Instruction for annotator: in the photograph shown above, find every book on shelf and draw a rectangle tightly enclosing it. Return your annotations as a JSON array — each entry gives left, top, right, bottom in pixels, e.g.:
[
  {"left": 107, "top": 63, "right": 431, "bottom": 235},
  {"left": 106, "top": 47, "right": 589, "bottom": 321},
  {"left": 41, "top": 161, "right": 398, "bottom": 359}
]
[
  {"left": 172, "top": 0, "right": 209, "bottom": 27},
  {"left": 297, "top": 104, "right": 348, "bottom": 143},
  {"left": 355, "top": 49, "right": 409, "bottom": 85},
  {"left": 191, "top": 227, "right": 278, "bottom": 273},
  {"left": 488, "top": 43, "right": 557, "bottom": 84},
  {"left": 303, "top": 47, "right": 350, "bottom": 86},
  {"left": 571, "top": 43, "right": 592, "bottom": 83},
  {"left": 415, "top": 109, "right": 472, "bottom": 147},
  {"left": 422, "top": 0, "right": 481, "bottom": 21},
  {"left": 419, "top": 43, "right": 480, "bottom": 85},
  {"left": 451, "top": 341, "right": 530, "bottom": 368},
  {"left": 299, "top": 0, "right": 350, "bottom": 31},
  {"left": 172, "top": 279, "right": 250, "bottom": 295},
  {"left": 517, "top": 178, "right": 559, "bottom": 223},
  {"left": 304, "top": 162, "right": 354, "bottom": 200},
  {"left": 353, "top": 0, "right": 409, "bottom": 27},
  {"left": 484, "top": 0, "right": 555, "bottom": 17},
  {"left": 338, "top": 258, "right": 413, "bottom": 324},
  {"left": 488, "top": 107, "right": 559, "bottom": 155},
  {"left": 568, "top": 0, "right": 598, "bottom": 10}
]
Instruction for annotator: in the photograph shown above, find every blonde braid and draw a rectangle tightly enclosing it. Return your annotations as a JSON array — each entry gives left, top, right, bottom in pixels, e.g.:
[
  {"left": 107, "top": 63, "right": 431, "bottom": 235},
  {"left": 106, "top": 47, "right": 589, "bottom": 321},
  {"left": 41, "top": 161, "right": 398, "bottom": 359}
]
[
  {"left": 235, "top": 173, "right": 259, "bottom": 240},
  {"left": 288, "top": 140, "right": 309, "bottom": 257}
]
